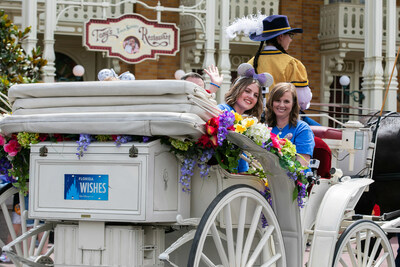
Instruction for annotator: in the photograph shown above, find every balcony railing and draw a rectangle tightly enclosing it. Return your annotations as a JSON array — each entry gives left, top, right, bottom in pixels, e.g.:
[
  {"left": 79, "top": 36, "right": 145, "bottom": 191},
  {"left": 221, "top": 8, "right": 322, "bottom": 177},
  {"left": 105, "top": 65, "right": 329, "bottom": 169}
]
[
  {"left": 319, "top": 3, "right": 400, "bottom": 41},
  {"left": 1, "top": 0, "right": 280, "bottom": 36}
]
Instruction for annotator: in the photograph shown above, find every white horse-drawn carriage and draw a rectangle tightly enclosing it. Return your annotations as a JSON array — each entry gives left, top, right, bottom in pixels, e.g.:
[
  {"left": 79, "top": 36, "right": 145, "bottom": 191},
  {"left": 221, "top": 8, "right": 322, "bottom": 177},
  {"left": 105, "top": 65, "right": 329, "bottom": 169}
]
[{"left": 0, "top": 79, "right": 399, "bottom": 266}]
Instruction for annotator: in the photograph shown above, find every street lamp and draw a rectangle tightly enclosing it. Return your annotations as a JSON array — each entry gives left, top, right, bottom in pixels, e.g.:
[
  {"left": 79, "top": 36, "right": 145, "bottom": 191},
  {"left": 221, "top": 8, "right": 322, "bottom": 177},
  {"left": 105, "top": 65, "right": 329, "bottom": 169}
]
[
  {"left": 174, "top": 69, "right": 185, "bottom": 80},
  {"left": 72, "top": 65, "right": 85, "bottom": 81},
  {"left": 339, "top": 75, "right": 364, "bottom": 103},
  {"left": 339, "top": 75, "right": 350, "bottom": 89}
]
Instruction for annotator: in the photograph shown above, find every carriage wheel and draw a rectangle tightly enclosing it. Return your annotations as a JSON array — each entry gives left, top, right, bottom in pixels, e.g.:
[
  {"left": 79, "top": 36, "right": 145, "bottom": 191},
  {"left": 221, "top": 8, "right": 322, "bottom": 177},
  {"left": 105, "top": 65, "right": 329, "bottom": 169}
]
[
  {"left": 188, "top": 184, "right": 286, "bottom": 267},
  {"left": 0, "top": 183, "right": 54, "bottom": 267},
  {"left": 332, "top": 219, "right": 395, "bottom": 267}
]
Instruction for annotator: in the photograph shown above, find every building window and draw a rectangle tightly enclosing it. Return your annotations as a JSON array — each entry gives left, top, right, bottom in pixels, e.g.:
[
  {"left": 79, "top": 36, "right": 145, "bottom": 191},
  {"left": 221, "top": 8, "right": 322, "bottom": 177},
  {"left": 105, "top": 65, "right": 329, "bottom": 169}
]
[
  {"left": 55, "top": 52, "right": 82, "bottom": 82},
  {"left": 329, "top": 76, "right": 350, "bottom": 127}
]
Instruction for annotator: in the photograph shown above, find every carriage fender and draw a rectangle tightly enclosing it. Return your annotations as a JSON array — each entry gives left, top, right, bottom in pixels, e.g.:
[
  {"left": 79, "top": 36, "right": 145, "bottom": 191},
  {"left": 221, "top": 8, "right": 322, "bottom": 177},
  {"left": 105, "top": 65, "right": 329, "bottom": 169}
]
[{"left": 307, "top": 178, "right": 373, "bottom": 267}]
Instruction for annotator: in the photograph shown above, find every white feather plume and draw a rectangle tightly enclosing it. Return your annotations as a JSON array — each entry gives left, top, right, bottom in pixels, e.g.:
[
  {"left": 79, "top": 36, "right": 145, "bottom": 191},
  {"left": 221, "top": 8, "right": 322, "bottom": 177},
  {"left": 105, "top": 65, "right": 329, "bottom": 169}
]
[{"left": 226, "top": 13, "right": 267, "bottom": 39}]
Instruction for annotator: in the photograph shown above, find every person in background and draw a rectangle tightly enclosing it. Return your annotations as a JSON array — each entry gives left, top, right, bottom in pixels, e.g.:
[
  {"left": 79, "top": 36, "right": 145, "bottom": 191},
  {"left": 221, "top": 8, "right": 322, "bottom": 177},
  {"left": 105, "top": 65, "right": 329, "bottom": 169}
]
[
  {"left": 227, "top": 14, "right": 319, "bottom": 126},
  {"left": 180, "top": 64, "right": 223, "bottom": 94},
  {"left": 266, "top": 82, "right": 315, "bottom": 167}
]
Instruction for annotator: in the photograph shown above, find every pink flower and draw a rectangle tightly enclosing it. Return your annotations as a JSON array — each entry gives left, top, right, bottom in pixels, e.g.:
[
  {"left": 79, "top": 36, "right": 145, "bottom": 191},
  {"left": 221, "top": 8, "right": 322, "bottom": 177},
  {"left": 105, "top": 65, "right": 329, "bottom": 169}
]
[
  {"left": 4, "top": 139, "right": 21, "bottom": 157},
  {"left": 270, "top": 133, "right": 281, "bottom": 149},
  {"left": 0, "top": 135, "right": 5, "bottom": 146}
]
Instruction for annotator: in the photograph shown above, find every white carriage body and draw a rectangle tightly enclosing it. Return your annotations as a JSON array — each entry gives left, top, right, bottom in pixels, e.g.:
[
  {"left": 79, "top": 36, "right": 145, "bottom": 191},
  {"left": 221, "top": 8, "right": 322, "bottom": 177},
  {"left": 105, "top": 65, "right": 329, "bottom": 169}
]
[{"left": 0, "top": 79, "right": 396, "bottom": 267}]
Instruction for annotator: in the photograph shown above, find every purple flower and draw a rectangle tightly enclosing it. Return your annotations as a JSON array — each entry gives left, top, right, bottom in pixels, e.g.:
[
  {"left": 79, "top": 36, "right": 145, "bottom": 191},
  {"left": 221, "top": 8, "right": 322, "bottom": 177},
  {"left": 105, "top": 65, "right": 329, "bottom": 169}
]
[
  {"left": 114, "top": 135, "right": 133, "bottom": 147},
  {"left": 142, "top": 136, "right": 150, "bottom": 143},
  {"left": 76, "top": 134, "right": 91, "bottom": 159},
  {"left": 180, "top": 156, "right": 196, "bottom": 192},
  {"left": 0, "top": 157, "right": 14, "bottom": 183},
  {"left": 197, "top": 149, "right": 214, "bottom": 178},
  {"left": 216, "top": 111, "right": 235, "bottom": 146}
]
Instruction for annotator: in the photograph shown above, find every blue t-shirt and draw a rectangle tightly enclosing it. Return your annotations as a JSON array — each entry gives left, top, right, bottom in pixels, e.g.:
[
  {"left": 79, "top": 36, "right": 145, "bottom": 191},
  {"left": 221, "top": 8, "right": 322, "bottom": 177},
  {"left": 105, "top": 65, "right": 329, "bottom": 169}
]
[
  {"left": 271, "top": 120, "right": 315, "bottom": 157},
  {"left": 218, "top": 103, "right": 249, "bottom": 173}
]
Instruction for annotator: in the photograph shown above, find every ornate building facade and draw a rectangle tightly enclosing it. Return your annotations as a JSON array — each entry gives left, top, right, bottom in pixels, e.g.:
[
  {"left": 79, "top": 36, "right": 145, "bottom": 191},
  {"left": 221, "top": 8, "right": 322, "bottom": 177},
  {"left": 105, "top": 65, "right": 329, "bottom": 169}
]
[{"left": 1, "top": 0, "right": 399, "bottom": 125}]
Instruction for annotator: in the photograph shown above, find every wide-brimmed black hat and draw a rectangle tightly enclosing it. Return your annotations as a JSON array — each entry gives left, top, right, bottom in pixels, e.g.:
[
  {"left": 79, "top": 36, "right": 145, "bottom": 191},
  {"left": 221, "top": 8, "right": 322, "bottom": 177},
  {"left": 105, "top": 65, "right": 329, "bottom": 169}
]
[{"left": 249, "top": 15, "right": 303, "bottom": 42}]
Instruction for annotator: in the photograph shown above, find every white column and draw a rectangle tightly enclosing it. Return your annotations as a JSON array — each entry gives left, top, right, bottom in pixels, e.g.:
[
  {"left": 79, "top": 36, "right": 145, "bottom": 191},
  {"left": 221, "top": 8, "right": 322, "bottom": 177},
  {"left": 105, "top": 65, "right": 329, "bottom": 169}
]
[
  {"left": 202, "top": 0, "right": 216, "bottom": 75},
  {"left": 21, "top": 0, "right": 38, "bottom": 55},
  {"left": 361, "top": 0, "right": 384, "bottom": 110},
  {"left": 42, "top": 0, "right": 57, "bottom": 83},
  {"left": 216, "top": 0, "right": 231, "bottom": 103},
  {"left": 383, "top": 0, "right": 398, "bottom": 111}
]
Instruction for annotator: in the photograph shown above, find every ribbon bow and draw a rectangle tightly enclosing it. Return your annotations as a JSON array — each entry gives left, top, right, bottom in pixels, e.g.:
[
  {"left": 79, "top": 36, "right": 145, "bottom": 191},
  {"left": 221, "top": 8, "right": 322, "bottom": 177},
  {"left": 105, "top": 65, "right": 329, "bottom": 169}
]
[
  {"left": 245, "top": 68, "right": 267, "bottom": 86},
  {"left": 236, "top": 63, "right": 273, "bottom": 87}
]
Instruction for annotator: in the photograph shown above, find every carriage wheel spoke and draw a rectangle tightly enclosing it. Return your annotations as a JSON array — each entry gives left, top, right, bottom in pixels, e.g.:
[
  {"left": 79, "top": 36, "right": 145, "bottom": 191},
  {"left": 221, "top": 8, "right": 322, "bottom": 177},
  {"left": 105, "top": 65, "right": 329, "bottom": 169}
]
[
  {"left": 356, "top": 232, "right": 362, "bottom": 263},
  {"left": 235, "top": 196, "right": 247, "bottom": 267},
  {"left": 29, "top": 220, "right": 40, "bottom": 256},
  {"left": 201, "top": 252, "right": 217, "bottom": 267},
  {"left": 366, "top": 236, "right": 381, "bottom": 267},
  {"left": 345, "top": 241, "right": 358, "bottom": 266},
  {"left": 210, "top": 222, "right": 229, "bottom": 267},
  {"left": 1, "top": 202, "right": 23, "bottom": 256},
  {"left": 361, "top": 230, "right": 372, "bottom": 267},
  {"left": 223, "top": 203, "right": 235, "bottom": 266},
  {"left": 372, "top": 252, "right": 389, "bottom": 267},
  {"left": 246, "top": 225, "right": 275, "bottom": 267},
  {"left": 241, "top": 204, "right": 262, "bottom": 266},
  {"left": 339, "top": 257, "right": 349, "bottom": 267},
  {"left": 35, "top": 230, "right": 50, "bottom": 257},
  {"left": 260, "top": 253, "right": 282, "bottom": 267}
]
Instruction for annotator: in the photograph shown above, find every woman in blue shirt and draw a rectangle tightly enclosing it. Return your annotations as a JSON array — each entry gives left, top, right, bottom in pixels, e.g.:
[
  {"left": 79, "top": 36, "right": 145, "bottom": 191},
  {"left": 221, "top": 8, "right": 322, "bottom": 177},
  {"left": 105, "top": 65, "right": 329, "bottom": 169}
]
[{"left": 265, "top": 82, "right": 315, "bottom": 167}]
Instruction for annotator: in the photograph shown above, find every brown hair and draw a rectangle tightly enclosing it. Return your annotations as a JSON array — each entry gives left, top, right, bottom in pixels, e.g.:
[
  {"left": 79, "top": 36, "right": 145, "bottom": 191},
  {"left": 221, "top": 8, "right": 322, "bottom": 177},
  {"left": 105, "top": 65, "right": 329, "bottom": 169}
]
[
  {"left": 225, "top": 77, "right": 263, "bottom": 119},
  {"left": 266, "top": 82, "right": 299, "bottom": 127},
  {"left": 181, "top": 72, "right": 204, "bottom": 82}
]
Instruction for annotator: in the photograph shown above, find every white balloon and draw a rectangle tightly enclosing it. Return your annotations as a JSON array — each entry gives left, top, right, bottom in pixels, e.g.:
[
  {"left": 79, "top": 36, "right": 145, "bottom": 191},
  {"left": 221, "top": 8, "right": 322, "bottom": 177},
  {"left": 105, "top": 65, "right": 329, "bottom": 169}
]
[
  {"left": 72, "top": 65, "right": 85, "bottom": 77},
  {"left": 174, "top": 69, "right": 186, "bottom": 80}
]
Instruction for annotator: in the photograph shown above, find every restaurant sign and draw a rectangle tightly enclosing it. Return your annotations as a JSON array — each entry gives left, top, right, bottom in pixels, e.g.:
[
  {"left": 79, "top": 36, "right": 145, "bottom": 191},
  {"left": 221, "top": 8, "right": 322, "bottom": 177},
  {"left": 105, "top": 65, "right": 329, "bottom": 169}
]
[{"left": 84, "top": 14, "right": 179, "bottom": 64}]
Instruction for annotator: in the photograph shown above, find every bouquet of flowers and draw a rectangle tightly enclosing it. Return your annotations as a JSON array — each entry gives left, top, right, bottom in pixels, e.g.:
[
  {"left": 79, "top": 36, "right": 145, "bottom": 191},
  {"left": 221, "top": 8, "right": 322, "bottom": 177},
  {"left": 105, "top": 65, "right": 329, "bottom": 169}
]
[
  {"left": 232, "top": 114, "right": 308, "bottom": 207},
  {"left": 166, "top": 110, "right": 309, "bottom": 207}
]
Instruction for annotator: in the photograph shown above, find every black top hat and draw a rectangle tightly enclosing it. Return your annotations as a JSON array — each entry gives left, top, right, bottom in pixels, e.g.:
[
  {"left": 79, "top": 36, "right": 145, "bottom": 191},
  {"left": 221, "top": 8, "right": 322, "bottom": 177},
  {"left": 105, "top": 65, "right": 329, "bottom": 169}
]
[{"left": 249, "top": 15, "right": 303, "bottom": 42}]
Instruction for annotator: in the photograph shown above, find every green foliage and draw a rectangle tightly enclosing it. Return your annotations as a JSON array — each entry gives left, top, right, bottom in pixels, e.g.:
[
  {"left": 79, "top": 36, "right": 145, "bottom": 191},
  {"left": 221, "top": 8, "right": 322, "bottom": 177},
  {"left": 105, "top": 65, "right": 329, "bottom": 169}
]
[
  {"left": 0, "top": 9, "right": 47, "bottom": 112},
  {"left": 214, "top": 142, "right": 241, "bottom": 173}
]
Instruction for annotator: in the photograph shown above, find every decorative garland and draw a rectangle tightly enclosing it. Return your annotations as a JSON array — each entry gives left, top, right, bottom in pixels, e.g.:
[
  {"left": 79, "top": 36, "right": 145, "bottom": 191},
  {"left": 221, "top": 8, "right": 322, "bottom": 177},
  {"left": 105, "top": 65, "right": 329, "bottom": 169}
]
[{"left": 0, "top": 111, "right": 309, "bottom": 207}]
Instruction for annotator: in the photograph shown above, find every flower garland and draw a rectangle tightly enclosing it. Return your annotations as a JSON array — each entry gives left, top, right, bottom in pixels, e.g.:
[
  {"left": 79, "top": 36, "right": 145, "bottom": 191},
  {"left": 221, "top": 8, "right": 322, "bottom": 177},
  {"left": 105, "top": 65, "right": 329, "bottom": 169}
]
[
  {"left": 0, "top": 112, "right": 309, "bottom": 207},
  {"left": 166, "top": 111, "right": 309, "bottom": 207}
]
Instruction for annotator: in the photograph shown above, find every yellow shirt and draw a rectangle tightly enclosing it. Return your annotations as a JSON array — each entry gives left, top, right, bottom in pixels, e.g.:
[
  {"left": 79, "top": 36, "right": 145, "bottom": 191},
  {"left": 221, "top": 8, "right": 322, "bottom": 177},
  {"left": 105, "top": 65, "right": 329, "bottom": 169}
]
[{"left": 248, "top": 49, "right": 309, "bottom": 89}]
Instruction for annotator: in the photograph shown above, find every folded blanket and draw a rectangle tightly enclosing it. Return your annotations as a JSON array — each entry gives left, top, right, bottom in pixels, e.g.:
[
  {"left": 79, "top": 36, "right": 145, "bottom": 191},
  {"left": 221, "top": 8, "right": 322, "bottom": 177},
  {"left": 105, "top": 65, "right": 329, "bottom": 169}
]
[
  {"left": 2, "top": 79, "right": 223, "bottom": 139},
  {"left": 0, "top": 112, "right": 205, "bottom": 140}
]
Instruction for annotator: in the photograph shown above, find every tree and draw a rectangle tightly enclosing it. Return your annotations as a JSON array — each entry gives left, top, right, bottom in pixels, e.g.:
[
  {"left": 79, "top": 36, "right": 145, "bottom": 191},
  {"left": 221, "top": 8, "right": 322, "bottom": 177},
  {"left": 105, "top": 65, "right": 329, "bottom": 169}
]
[{"left": 0, "top": 9, "right": 47, "bottom": 113}]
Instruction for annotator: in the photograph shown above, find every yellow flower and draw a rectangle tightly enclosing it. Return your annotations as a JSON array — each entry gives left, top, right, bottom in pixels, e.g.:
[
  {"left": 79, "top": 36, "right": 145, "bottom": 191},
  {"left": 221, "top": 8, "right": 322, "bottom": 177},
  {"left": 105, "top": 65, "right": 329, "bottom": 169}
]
[
  {"left": 264, "top": 179, "right": 269, "bottom": 187},
  {"left": 244, "top": 118, "right": 255, "bottom": 128},
  {"left": 234, "top": 124, "right": 247, "bottom": 133},
  {"left": 234, "top": 112, "right": 243, "bottom": 122}
]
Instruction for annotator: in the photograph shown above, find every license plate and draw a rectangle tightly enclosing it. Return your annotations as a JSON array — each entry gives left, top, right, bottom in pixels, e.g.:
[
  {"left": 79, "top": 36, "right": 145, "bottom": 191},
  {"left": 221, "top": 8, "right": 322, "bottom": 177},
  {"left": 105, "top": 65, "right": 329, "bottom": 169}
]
[{"left": 64, "top": 174, "right": 109, "bottom": 201}]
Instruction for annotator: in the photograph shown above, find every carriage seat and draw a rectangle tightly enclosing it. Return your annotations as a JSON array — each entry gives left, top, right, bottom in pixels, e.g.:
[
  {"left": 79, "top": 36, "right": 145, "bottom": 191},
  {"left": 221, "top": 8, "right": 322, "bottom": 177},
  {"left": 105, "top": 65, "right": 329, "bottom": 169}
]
[
  {"left": 309, "top": 125, "right": 342, "bottom": 178},
  {"left": 313, "top": 136, "right": 332, "bottom": 178},
  {"left": 310, "top": 126, "right": 342, "bottom": 140}
]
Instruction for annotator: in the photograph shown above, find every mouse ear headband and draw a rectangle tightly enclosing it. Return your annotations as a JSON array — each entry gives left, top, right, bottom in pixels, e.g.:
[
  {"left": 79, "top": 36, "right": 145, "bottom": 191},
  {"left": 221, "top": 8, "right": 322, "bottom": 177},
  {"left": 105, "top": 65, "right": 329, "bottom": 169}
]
[
  {"left": 237, "top": 63, "right": 273, "bottom": 88},
  {"left": 98, "top": 69, "right": 135, "bottom": 81}
]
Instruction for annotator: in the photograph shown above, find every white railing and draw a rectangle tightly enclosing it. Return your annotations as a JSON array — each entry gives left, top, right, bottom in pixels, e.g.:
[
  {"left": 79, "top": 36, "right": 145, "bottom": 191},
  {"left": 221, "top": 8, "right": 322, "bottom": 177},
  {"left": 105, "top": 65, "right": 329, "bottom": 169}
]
[
  {"left": 53, "top": 0, "right": 279, "bottom": 31},
  {"left": 320, "top": 3, "right": 400, "bottom": 40}
]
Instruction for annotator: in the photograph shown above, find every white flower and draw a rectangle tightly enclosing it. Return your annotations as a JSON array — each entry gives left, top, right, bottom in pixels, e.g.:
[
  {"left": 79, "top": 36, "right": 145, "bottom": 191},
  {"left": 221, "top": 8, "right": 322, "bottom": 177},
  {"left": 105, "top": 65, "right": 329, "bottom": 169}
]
[{"left": 244, "top": 122, "right": 270, "bottom": 146}]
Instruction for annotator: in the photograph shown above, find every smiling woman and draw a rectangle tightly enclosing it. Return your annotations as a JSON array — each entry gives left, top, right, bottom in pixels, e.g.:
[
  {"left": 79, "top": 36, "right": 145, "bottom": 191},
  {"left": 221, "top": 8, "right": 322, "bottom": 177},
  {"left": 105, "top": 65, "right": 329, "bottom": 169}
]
[
  {"left": 217, "top": 63, "right": 273, "bottom": 173},
  {"left": 266, "top": 82, "right": 315, "bottom": 167}
]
